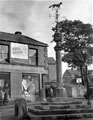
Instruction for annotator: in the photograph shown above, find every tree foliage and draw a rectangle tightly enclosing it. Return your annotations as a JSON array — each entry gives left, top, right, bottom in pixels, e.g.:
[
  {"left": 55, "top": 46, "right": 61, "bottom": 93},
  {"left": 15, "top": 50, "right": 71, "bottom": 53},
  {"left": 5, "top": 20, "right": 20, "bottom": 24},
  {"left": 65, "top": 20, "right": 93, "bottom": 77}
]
[
  {"left": 52, "top": 19, "right": 93, "bottom": 68},
  {"left": 52, "top": 19, "right": 93, "bottom": 84}
]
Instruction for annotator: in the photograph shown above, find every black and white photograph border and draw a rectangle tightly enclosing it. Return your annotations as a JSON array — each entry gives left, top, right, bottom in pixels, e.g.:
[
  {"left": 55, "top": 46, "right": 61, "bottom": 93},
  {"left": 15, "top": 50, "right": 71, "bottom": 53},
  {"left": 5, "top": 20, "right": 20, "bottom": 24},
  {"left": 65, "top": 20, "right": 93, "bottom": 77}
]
[{"left": 0, "top": 0, "right": 93, "bottom": 120}]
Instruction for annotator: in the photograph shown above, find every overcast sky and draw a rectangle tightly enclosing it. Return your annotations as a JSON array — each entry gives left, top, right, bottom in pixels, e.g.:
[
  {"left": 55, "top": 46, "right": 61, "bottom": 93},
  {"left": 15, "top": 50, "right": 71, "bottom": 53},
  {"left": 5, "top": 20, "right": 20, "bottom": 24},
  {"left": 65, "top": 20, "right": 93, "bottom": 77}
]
[{"left": 0, "top": 0, "right": 93, "bottom": 74}]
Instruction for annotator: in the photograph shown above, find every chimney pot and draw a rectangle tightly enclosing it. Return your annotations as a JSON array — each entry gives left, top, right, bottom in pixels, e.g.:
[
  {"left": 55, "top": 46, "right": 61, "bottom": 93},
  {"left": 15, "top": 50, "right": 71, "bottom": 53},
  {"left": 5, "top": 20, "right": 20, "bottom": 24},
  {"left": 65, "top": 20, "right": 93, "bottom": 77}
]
[{"left": 15, "top": 31, "right": 22, "bottom": 35}]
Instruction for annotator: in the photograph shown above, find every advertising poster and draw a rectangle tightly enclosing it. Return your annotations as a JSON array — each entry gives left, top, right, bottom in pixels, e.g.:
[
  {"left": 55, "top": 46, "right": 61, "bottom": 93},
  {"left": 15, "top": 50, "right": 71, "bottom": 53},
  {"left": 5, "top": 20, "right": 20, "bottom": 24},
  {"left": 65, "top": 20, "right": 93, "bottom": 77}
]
[{"left": 11, "top": 42, "right": 28, "bottom": 59}]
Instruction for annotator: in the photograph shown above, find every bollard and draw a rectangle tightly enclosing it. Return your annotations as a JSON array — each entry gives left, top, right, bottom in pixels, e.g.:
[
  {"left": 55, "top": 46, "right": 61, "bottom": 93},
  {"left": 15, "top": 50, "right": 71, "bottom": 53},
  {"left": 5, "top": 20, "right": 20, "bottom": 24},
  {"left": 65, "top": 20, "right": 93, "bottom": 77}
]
[{"left": 15, "top": 98, "right": 27, "bottom": 119}]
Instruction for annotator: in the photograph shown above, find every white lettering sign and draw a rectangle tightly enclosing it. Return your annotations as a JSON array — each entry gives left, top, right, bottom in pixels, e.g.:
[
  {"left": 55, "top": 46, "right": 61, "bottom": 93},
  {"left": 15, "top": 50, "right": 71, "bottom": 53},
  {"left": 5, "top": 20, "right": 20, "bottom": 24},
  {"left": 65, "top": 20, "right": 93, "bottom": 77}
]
[
  {"left": 76, "top": 78, "right": 82, "bottom": 83},
  {"left": 11, "top": 42, "right": 28, "bottom": 59}
]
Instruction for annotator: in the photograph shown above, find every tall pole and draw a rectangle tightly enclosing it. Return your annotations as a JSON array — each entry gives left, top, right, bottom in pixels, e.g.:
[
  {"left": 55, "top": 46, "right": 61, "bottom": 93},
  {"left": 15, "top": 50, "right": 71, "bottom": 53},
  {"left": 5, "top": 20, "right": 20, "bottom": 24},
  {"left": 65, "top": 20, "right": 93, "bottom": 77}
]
[
  {"left": 54, "top": 5, "right": 63, "bottom": 88},
  {"left": 55, "top": 48, "right": 62, "bottom": 87},
  {"left": 49, "top": 2, "right": 63, "bottom": 87},
  {"left": 49, "top": 2, "right": 66, "bottom": 97}
]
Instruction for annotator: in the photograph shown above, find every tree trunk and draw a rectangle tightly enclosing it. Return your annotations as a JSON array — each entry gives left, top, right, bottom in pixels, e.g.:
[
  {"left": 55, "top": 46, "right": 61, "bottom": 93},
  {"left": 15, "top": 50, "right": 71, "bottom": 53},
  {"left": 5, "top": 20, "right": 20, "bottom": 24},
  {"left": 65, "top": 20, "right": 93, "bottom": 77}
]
[{"left": 80, "top": 66, "right": 84, "bottom": 85}]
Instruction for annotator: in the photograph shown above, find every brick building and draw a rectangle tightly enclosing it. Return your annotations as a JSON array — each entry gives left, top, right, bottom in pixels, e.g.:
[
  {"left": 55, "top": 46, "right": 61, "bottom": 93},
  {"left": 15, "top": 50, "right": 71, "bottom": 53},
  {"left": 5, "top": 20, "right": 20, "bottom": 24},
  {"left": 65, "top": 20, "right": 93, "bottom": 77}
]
[{"left": 0, "top": 31, "right": 48, "bottom": 99}]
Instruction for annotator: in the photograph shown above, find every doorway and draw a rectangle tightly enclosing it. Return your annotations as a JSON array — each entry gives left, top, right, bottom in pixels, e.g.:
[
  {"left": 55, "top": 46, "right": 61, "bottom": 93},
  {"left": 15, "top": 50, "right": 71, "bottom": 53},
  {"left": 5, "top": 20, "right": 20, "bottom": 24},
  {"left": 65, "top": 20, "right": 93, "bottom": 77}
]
[{"left": 0, "top": 72, "right": 11, "bottom": 97}]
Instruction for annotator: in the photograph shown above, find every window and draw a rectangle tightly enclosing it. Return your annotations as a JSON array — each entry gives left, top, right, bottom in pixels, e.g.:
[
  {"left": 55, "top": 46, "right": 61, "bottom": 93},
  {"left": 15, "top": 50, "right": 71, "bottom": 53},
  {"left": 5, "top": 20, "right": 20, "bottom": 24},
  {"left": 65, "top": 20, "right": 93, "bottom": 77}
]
[
  {"left": 22, "top": 74, "right": 40, "bottom": 96},
  {"left": 0, "top": 72, "right": 10, "bottom": 97},
  {"left": 29, "top": 49, "right": 38, "bottom": 65},
  {"left": 0, "top": 45, "right": 9, "bottom": 63}
]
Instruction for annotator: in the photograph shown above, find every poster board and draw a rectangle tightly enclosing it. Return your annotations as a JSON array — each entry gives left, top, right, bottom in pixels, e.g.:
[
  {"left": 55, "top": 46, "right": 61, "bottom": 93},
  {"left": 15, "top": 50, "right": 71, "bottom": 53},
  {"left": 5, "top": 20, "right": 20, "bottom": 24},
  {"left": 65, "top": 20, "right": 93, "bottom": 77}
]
[{"left": 11, "top": 42, "right": 28, "bottom": 59}]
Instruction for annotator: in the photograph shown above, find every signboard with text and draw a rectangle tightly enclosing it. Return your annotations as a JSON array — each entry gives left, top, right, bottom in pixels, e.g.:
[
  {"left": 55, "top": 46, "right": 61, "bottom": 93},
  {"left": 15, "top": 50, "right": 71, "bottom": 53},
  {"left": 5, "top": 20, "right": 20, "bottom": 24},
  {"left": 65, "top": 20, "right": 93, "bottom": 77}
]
[{"left": 11, "top": 42, "right": 28, "bottom": 59}]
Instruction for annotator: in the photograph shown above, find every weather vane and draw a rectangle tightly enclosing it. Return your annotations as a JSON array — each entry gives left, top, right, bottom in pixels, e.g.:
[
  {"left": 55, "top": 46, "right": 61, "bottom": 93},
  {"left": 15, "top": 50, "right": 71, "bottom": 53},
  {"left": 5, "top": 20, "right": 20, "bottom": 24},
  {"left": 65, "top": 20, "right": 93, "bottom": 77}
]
[
  {"left": 49, "top": 2, "right": 65, "bottom": 92},
  {"left": 49, "top": 2, "right": 63, "bottom": 26},
  {"left": 49, "top": 2, "right": 63, "bottom": 42}
]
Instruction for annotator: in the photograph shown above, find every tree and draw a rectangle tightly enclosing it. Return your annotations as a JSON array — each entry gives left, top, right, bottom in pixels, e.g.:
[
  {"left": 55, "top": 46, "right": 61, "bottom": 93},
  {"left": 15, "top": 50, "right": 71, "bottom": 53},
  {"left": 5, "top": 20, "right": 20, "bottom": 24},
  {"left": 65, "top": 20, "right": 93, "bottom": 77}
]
[{"left": 52, "top": 19, "right": 93, "bottom": 84}]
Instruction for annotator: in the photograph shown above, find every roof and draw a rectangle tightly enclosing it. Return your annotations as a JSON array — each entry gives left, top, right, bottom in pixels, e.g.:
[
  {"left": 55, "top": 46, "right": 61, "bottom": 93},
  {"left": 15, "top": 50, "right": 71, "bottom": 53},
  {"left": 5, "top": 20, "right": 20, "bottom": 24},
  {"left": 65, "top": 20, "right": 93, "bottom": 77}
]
[
  {"left": 47, "top": 57, "right": 56, "bottom": 64},
  {"left": 0, "top": 31, "right": 48, "bottom": 47},
  {"left": 64, "top": 69, "right": 81, "bottom": 76}
]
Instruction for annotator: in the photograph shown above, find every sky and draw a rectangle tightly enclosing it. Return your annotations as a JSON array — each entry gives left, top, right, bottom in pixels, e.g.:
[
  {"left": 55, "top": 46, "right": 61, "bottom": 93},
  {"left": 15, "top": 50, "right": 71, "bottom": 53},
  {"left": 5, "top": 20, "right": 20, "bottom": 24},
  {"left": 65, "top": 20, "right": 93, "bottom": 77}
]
[{"left": 0, "top": 0, "right": 93, "bottom": 74}]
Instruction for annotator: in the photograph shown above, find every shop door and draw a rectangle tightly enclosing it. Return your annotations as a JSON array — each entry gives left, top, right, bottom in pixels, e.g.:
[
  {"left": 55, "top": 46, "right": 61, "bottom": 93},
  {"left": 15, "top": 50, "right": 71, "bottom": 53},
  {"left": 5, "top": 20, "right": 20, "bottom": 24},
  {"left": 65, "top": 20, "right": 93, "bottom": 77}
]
[{"left": 0, "top": 72, "right": 10, "bottom": 97}]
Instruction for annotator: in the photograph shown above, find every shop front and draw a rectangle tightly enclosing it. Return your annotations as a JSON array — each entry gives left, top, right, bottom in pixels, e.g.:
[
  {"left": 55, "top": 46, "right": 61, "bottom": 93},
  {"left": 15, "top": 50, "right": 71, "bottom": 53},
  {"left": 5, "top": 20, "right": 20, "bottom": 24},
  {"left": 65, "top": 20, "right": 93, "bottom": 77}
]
[{"left": 0, "top": 31, "right": 48, "bottom": 99}]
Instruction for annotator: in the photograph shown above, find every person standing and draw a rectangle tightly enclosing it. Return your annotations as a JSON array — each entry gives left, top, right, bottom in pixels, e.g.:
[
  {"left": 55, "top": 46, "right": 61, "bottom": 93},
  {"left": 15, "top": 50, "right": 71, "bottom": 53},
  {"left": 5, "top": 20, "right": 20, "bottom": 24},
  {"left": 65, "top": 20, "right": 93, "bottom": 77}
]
[
  {"left": 0, "top": 87, "right": 4, "bottom": 105},
  {"left": 3, "top": 84, "right": 9, "bottom": 104},
  {"left": 49, "top": 85, "right": 54, "bottom": 97}
]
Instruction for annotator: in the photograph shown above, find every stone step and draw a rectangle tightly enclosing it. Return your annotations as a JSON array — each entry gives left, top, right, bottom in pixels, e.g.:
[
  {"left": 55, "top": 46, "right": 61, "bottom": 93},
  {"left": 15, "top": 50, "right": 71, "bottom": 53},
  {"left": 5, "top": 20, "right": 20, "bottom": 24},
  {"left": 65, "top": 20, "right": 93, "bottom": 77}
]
[
  {"left": 40, "top": 100, "right": 82, "bottom": 105},
  {"left": 35, "top": 104, "right": 86, "bottom": 110},
  {"left": 27, "top": 112, "right": 93, "bottom": 120},
  {"left": 28, "top": 99, "right": 93, "bottom": 119},
  {"left": 40, "top": 100, "right": 85, "bottom": 109},
  {"left": 28, "top": 107, "right": 93, "bottom": 115}
]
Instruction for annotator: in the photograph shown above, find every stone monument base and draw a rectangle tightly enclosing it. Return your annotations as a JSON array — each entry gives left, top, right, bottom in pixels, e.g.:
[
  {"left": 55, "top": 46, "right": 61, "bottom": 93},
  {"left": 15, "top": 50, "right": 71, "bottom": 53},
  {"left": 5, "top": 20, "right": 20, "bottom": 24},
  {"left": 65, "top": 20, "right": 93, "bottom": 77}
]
[{"left": 56, "top": 87, "right": 67, "bottom": 97}]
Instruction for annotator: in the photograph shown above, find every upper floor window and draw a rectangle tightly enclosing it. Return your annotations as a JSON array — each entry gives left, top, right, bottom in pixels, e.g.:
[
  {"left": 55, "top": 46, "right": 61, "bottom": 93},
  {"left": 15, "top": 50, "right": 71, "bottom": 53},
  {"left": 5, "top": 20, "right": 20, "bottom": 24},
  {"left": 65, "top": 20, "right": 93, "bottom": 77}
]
[
  {"left": 0, "top": 45, "right": 9, "bottom": 63},
  {"left": 29, "top": 49, "right": 38, "bottom": 65}
]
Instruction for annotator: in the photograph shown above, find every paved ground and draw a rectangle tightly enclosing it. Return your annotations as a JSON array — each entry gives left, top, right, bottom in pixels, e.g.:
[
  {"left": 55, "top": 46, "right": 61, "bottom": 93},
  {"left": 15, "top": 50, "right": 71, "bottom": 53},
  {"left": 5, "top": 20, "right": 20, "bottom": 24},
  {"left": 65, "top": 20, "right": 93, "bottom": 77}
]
[
  {"left": 1, "top": 106, "right": 93, "bottom": 120},
  {"left": 0, "top": 100, "right": 36, "bottom": 120},
  {"left": 0, "top": 98, "right": 93, "bottom": 120},
  {"left": 0, "top": 107, "right": 17, "bottom": 120}
]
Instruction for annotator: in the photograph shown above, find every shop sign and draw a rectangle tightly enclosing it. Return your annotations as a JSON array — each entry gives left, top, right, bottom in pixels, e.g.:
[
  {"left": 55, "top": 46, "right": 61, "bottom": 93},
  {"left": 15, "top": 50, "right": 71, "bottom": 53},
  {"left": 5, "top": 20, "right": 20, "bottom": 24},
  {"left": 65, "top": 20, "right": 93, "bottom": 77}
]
[
  {"left": 11, "top": 42, "right": 28, "bottom": 59},
  {"left": 76, "top": 78, "right": 82, "bottom": 83}
]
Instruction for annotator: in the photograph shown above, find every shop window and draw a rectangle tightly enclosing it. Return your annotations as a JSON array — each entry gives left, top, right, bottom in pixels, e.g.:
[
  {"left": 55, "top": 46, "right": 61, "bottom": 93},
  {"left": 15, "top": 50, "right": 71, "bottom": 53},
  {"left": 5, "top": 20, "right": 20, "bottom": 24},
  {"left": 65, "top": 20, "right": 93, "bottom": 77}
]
[
  {"left": 0, "top": 45, "right": 9, "bottom": 63},
  {"left": 22, "top": 74, "right": 39, "bottom": 97},
  {"left": 28, "top": 49, "right": 38, "bottom": 65}
]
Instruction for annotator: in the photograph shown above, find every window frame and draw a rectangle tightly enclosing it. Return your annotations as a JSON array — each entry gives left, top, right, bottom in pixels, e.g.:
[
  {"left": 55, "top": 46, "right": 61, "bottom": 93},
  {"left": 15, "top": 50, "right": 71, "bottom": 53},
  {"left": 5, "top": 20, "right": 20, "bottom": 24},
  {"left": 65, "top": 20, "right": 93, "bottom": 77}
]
[
  {"left": 28, "top": 48, "right": 38, "bottom": 66},
  {"left": 0, "top": 44, "right": 9, "bottom": 63}
]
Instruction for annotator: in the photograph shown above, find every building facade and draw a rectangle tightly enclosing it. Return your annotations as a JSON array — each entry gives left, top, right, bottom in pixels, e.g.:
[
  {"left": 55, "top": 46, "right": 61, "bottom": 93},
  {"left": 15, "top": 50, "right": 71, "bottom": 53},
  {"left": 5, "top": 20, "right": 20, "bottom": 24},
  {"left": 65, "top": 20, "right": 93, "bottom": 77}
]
[
  {"left": 63, "top": 69, "right": 85, "bottom": 98},
  {"left": 63, "top": 69, "right": 93, "bottom": 98},
  {"left": 0, "top": 31, "right": 48, "bottom": 99},
  {"left": 47, "top": 57, "right": 56, "bottom": 82}
]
